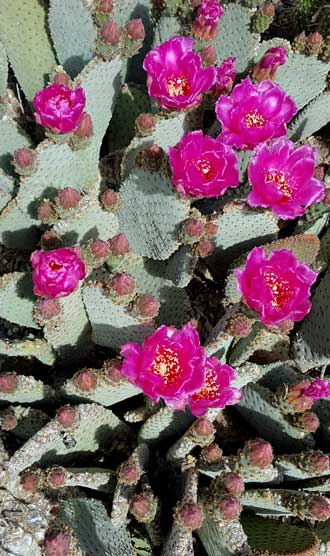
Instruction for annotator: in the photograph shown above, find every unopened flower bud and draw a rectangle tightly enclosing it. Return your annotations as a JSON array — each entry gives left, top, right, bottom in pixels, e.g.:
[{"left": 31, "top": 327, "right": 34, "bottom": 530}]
[
  {"left": 132, "top": 293, "right": 160, "bottom": 320},
  {"left": 21, "top": 473, "right": 40, "bottom": 493},
  {"left": 298, "top": 411, "right": 320, "bottom": 433},
  {"left": 309, "top": 496, "right": 330, "bottom": 521},
  {"left": 287, "top": 381, "right": 314, "bottom": 412},
  {"left": 74, "top": 368, "right": 97, "bottom": 391},
  {"left": 203, "top": 221, "right": 218, "bottom": 237},
  {"left": 103, "top": 359, "right": 123, "bottom": 383},
  {"left": 135, "top": 113, "right": 156, "bottom": 136},
  {"left": 125, "top": 19, "right": 145, "bottom": 41},
  {"left": 212, "top": 494, "right": 242, "bottom": 521},
  {"left": 38, "top": 201, "right": 56, "bottom": 223},
  {"left": 175, "top": 501, "right": 205, "bottom": 530},
  {"left": 0, "top": 408, "right": 17, "bottom": 431},
  {"left": 303, "top": 451, "right": 330, "bottom": 474},
  {"left": 201, "top": 443, "right": 223, "bottom": 464},
  {"left": 118, "top": 460, "right": 141, "bottom": 485},
  {"left": 190, "top": 0, "right": 202, "bottom": 7},
  {"left": 74, "top": 113, "right": 93, "bottom": 139},
  {"left": 181, "top": 218, "right": 204, "bottom": 244},
  {"left": 200, "top": 45, "right": 217, "bottom": 66},
  {"left": 314, "top": 165, "right": 325, "bottom": 180},
  {"left": 138, "top": 144, "right": 164, "bottom": 171},
  {"left": 98, "top": 0, "right": 113, "bottom": 13},
  {"left": 243, "top": 438, "right": 273, "bottom": 468},
  {"left": 56, "top": 406, "right": 77, "bottom": 428},
  {"left": 0, "top": 372, "right": 18, "bottom": 393},
  {"left": 130, "top": 492, "right": 158, "bottom": 523},
  {"left": 90, "top": 239, "right": 110, "bottom": 259},
  {"left": 225, "top": 314, "right": 253, "bottom": 338},
  {"left": 108, "top": 272, "right": 136, "bottom": 298},
  {"left": 307, "top": 31, "right": 323, "bottom": 54},
  {"left": 101, "top": 189, "right": 120, "bottom": 212},
  {"left": 44, "top": 531, "right": 71, "bottom": 556},
  {"left": 13, "top": 148, "right": 36, "bottom": 174},
  {"left": 109, "top": 233, "right": 130, "bottom": 256},
  {"left": 47, "top": 467, "right": 67, "bottom": 488},
  {"left": 57, "top": 187, "right": 81, "bottom": 209},
  {"left": 34, "top": 299, "right": 61, "bottom": 322},
  {"left": 191, "top": 418, "right": 216, "bottom": 446},
  {"left": 261, "top": 1, "right": 274, "bottom": 17},
  {"left": 195, "top": 239, "right": 213, "bottom": 258},
  {"left": 100, "top": 20, "right": 121, "bottom": 45},
  {"left": 221, "top": 473, "right": 245, "bottom": 497},
  {"left": 53, "top": 72, "right": 72, "bottom": 87}
]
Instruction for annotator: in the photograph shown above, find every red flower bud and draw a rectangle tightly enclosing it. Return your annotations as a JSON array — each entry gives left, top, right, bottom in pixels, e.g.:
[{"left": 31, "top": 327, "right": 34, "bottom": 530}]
[
  {"left": 53, "top": 72, "right": 72, "bottom": 87},
  {"left": 57, "top": 187, "right": 81, "bottom": 209},
  {"left": 196, "top": 239, "right": 213, "bottom": 258},
  {"left": 309, "top": 496, "right": 330, "bottom": 521},
  {"left": 135, "top": 113, "right": 157, "bottom": 136},
  {"left": 21, "top": 473, "right": 40, "bottom": 493},
  {"left": 47, "top": 467, "right": 66, "bottom": 488},
  {"left": 90, "top": 239, "right": 110, "bottom": 259},
  {"left": 109, "top": 233, "right": 130, "bottom": 256},
  {"left": 130, "top": 492, "right": 158, "bottom": 523},
  {"left": 98, "top": 0, "right": 113, "bottom": 13},
  {"left": 74, "top": 368, "right": 97, "bottom": 391},
  {"left": 175, "top": 502, "right": 205, "bottom": 530},
  {"left": 261, "top": 1, "right": 275, "bottom": 17},
  {"left": 44, "top": 531, "right": 71, "bottom": 556},
  {"left": 74, "top": 113, "right": 93, "bottom": 138},
  {"left": 0, "top": 372, "right": 18, "bottom": 393},
  {"left": 299, "top": 411, "right": 320, "bottom": 433},
  {"left": 56, "top": 406, "right": 77, "bottom": 428},
  {"left": 200, "top": 45, "right": 217, "bottom": 66},
  {"left": 100, "top": 20, "right": 121, "bottom": 45},
  {"left": 13, "top": 148, "right": 35, "bottom": 171},
  {"left": 103, "top": 359, "right": 123, "bottom": 383},
  {"left": 118, "top": 461, "right": 141, "bottom": 485},
  {"left": 132, "top": 294, "right": 160, "bottom": 320},
  {"left": 244, "top": 438, "right": 273, "bottom": 468},
  {"left": 109, "top": 273, "right": 136, "bottom": 297},
  {"left": 35, "top": 299, "right": 61, "bottom": 320},
  {"left": 215, "top": 495, "right": 242, "bottom": 521},
  {"left": 221, "top": 473, "right": 245, "bottom": 497},
  {"left": 125, "top": 19, "right": 145, "bottom": 41},
  {"left": 38, "top": 201, "right": 55, "bottom": 223},
  {"left": 201, "top": 443, "right": 223, "bottom": 463},
  {"left": 101, "top": 189, "right": 120, "bottom": 211}
]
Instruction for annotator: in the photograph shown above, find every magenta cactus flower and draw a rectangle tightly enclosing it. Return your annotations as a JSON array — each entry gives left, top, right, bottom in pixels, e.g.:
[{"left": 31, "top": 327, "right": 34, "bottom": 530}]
[
  {"left": 120, "top": 323, "right": 206, "bottom": 409},
  {"left": 253, "top": 46, "right": 287, "bottom": 81},
  {"left": 143, "top": 36, "right": 216, "bottom": 111},
  {"left": 33, "top": 84, "right": 86, "bottom": 134},
  {"left": 235, "top": 247, "right": 318, "bottom": 327},
  {"left": 303, "top": 379, "right": 330, "bottom": 400},
  {"left": 31, "top": 248, "right": 86, "bottom": 299},
  {"left": 247, "top": 138, "right": 325, "bottom": 220},
  {"left": 188, "top": 357, "right": 242, "bottom": 417},
  {"left": 169, "top": 130, "right": 239, "bottom": 198},
  {"left": 215, "top": 77, "right": 297, "bottom": 150},
  {"left": 192, "top": 0, "right": 224, "bottom": 40},
  {"left": 209, "top": 57, "right": 236, "bottom": 97}
]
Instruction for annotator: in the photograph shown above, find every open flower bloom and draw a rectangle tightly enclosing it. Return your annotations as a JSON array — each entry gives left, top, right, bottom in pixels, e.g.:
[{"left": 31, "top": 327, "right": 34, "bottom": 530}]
[
  {"left": 143, "top": 36, "right": 216, "bottom": 110},
  {"left": 304, "top": 379, "right": 330, "bottom": 400},
  {"left": 31, "top": 248, "right": 87, "bottom": 299},
  {"left": 33, "top": 84, "right": 86, "bottom": 134},
  {"left": 247, "top": 138, "right": 325, "bottom": 220},
  {"left": 169, "top": 130, "right": 239, "bottom": 198},
  {"left": 252, "top": 46, "right": 287, "bottom": 81},
  {"left": 188, "top": 357, "right": 242, "bottom": 417},
  {"left": 208, "top": 57, "right": 236, "bottom": 97},
  {"left": 235, "top": 247, "right": 318, "bottom": 327},
  {"left": 192, "top": 0, "right": 224, "bottom": 40},
  {"left": 215, "top": 77, "right": 297, "bottom": 150},
  {"left": 287, "top": 379, "right": 330, "bottom": 412},
  {"left": 120, "top": 323, "right": 206, "bottom": 409}
]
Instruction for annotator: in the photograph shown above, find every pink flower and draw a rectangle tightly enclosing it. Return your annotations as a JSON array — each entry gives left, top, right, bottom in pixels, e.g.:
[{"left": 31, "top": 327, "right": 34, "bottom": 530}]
[
  {"left": 304, "top": 379, "right": 330, "bottom": 400},
  {"left": 33, "top": 84, "right": 86, "bottom": 134},
  {"left": 253, "top": 46, "right": 287, "bottom": 82},
  {"left": 209, "top": 57, "right": 236, "bottom": 97},
  {"left": 143, "top": 36, "right": 216, "bottom": 111},
  {"left": 215, "top": 77, "right": 297, "bottom": 150},
  {"left": 169, "top": 130, "right": 239, "bottom": 198},
  {"left": 31, "top": 248, "right": 87, "bottom": 299},
  {"left": 235, "top": 247, "right": 318, "bottom": 327},
  {"left": 192, "top": 0, "right": 224, "bottom": 40},
  {"left": 188, "top": 357, "right": 242, "bottom": 417},
  {"left": 247, "top": 138, "right": 325, "bottom": 220},
  {"left": 120, "top": 323, "right": 206, "bottom": 409}
]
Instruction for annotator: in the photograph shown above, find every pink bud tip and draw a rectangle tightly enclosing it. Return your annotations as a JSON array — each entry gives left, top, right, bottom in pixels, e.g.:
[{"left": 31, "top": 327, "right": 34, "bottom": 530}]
[
  {"left": 130, "top": 493, "right": 158, "bottom": 523},
  {"left": 196, "top": 239, "right": 213, "bottom": 258},
  {"left": 118, "top": 462, "right": 141, "bottom": 485},
  {"left": 287, "top": 381, "right": 314, "bottom": 412},
  {"left": 90, "top": 239, "right": 110, "bottom": 259},
  {"left": 203, "top": 221, "right": 218, "bottom": 237},
  {"left": 314, "top": 166, "right": 325, "bottom": 180},
  {"left": 135, "top": 113, "right": 157, "bottom": 135},
  {"left": 109, "top": 273, "right": 136, "bottom": 297},
  {"left": 53, "top": 73, "right": 72, "bottom": 87},
  {"left": 44, "top": 531, "right": 71, "bottom": 556},
  {"left": 200, "top": 45, "right": 217, "bottom": 66},
  {"left": 109, "top": 233, "right": 130, "bottom": 256},
  {"left": 192, "top": 418, "right": 216, "bottom": 438},
  {"left": 307, "top": 451, "right": 330, "bottom": 474},
  {"left": 261, "top": 1, "right": 275, "bottom": 16},
  {"left": 74, "top": 368, "right": 97, "bottom": 391},
  {"left": 98, "top": 0, "right": 113, "bottom": 13},
  {"left": 101, "top": 189, "right": 120, "bottom": 211},
  {"left": 300, "top": 411, "right": 320, "bottom": 433},
  {"left": 309, "top": 496, "right": 330, "bottom": 521},
  {"left": 125, "top": 18, "right": 145, "bottom": 41},
  {"left": 217, "top": 495, "right": 242, "bottom": 521},
  {"left": 47, "top": 467, "right": 66, "bottom": 488},
  {"left": 38, "top": 201, "right": 55, "bottom": 223},
  {"left": 14, "top": 148, "right": 35, "bottom": 169},
  {"left": 221, "top": 473, "right": 245, "bottom": 497},
  {"left": 40, "top": 232, "right": 62, "bottom": 250},
  {"left": 225, "top": 314, "right": 253, "bottom": 338},
  {"left": 133, "top": 294, "right": 160, "bottom": 319},
  {"left": 57, "top": 406, "right": 77, "bottom": 428},
  {"left": 21, "top": 473, "right": 40, "bottom": 493},
  {"left": 35, "top": 299, "right": 61, "bottom": 320},
  {"left": 0, "top": 373, "right": 18, "bottom": 393},
  {"left": 244, "top": 438, "right": 274, "bottom": 468},
  {"left": 176, "top": 502, "right": 205, "bottom": 530},
  {"left": 100, "top": 20, "right": 121, "bottom": 45},
  {"left": 182, "top": 218, "right": 204, "bottom": 239},
  {"left": 103, "top": 359, "right": 123, "bottom": 383},
  {"left": 0, "top": 409, "right": 17, "bottom": 431},
  {"left": 57, "top": 187, "right": 81, "bottom": 209},
  {"left": 74, "top": 112, "right": 93, "bottom": 138},
  {"left": 308, "top": 31, "right": 323, "bottom": 46},
  {"left": 201, "top": 443, "right": 223, "bottom": 463}
]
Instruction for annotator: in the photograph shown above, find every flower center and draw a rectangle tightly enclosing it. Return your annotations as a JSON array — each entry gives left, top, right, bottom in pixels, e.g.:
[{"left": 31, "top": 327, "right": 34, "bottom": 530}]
[
  {"left": 263, "top": 270, "right": 293, "bottom": 310},
  {"left": 195, "top": 157, "right": 215, "bottom": 181},
  {"left": 149, "top": 346, "right": 182, "bottom": 385},
  {"left": 167, "top": 75, "right": 191, "bottom": 97},
  {"left": 244, "top": 110, "right": 266, "bottom": 129},
  {"left": 192, "top": 365, "right": 218, "bottom": 401},
  {"left": 49, "top": 260, "right": 63, "bottom": 271},
  {"left": 265, "top": 169, "right": 296, "bottom": 200}
]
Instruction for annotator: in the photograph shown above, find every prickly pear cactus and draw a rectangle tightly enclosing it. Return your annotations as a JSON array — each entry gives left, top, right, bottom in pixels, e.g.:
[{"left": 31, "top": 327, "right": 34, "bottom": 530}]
[{"left": 0, "top": 1, "right": 330, "bottom": 555}]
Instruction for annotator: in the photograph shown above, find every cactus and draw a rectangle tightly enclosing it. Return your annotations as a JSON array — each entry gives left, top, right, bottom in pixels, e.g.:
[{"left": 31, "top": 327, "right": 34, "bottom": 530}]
[{"left": 0, "top": 1, "right": 330, "bottom": 554}]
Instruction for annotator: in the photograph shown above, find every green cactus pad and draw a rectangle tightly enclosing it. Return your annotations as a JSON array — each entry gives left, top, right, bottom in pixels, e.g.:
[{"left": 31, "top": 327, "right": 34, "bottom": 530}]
[
  {"left": 154, "top": 15, "right": 181, "bottom": 45},
  {"left": 119, "top": 168, "right": 190, "bottom": 260},
  {"left": 83, "top": 281, "right": 155, "bottom": 349},
  {"left": 165, "top": 245, "right": 197, "bottom": 288},
  {"left": 58, "top": 498, "right": 134, "bottom": 556},
  {"left": 0, "top": 373, "right": 53, "bottom": 405},
  {"left": 4, "top": 406, "right": 49, "bottom": 440},
  {"left": 8, "top": 403, "right": 130, "bottom": 474},
  {"left": 0, "top": 337, "right": 56, "bottom": 365},
  {"left": 0, "top": 171, "right": 15, "bottom": 212},
  {"left": 213, "top": 4, "right": 254, "bottom": 73},
  {"left": 0, "top": 41, "right": 7, "bottom": 97},
  {"left": 0, "top": 199, "right": 39, "bottom": 250},
  {"left": 0, "top": 118, "right": 31, "bottom": 176},
  {"left": 0, "top": 0, "right": 57, "bottom": 101},
  {"left": 242, "top": 516, "right": 319, "bottom": 556},
  {"left": 198, "top": 516, "right": 248, "bottom": 556},
  {"left": 228, "top": 323, "right": 290, "bottom": 367},
  {"left": 48, "top": 0, "right": 97, "bottom": 76},
  {"left": 288, "top": 92, "right": 330, "bottom": 142},
  {"left": 0, "top": 272, "right": 39, "bottom": 329},
  {"left": 275, "top": 54, "right": 329, "bottom": 110},
  {"left": 74, "top": 56, "right": 122, "bottom": 186},
  {"left": 138, "top": 406, "right": 194, "bottom": 446}
]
